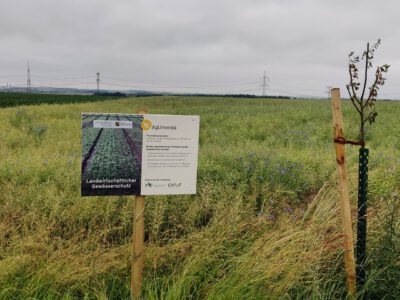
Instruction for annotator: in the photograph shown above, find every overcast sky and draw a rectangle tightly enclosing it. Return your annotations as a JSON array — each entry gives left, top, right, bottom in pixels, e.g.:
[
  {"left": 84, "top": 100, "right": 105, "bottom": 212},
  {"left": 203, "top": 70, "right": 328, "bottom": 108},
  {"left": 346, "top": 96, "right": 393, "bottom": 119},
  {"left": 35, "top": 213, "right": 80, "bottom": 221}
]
[{"left": 0, "top": 0, "right": 399, "bottom": 98}]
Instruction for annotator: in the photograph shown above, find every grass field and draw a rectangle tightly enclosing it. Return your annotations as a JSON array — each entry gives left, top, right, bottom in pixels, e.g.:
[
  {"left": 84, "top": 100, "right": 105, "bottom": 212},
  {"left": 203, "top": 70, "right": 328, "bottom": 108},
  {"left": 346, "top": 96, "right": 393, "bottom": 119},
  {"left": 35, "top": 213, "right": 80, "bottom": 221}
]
[{"left": 0, "top": 96, "right": 399, "bottom": 299}]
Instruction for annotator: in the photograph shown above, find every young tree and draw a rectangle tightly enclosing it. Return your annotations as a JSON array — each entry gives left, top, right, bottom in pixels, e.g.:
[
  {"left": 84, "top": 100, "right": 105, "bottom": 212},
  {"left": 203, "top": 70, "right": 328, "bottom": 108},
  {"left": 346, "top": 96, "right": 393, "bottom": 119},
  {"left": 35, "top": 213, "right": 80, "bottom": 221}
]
[
  {"left": 347, "top": 39, "right": 390, "bottom": 144},
  {"left": 346, "top": 39, "right": 390, "bottom": 293}
]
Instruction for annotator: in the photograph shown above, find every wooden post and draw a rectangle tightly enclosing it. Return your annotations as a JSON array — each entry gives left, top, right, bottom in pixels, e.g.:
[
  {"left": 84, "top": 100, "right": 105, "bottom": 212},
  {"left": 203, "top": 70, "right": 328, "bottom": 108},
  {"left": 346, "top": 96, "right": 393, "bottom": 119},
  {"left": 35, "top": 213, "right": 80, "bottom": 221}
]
[
  {"left": 131, "top": 108, "right": 148, "bottom": 299},
  {"left": 131, "top": 195, "right": 145, "bottom": 299},
  {"left": 331, "top": 88, "right": 357, "bottom": 297}
]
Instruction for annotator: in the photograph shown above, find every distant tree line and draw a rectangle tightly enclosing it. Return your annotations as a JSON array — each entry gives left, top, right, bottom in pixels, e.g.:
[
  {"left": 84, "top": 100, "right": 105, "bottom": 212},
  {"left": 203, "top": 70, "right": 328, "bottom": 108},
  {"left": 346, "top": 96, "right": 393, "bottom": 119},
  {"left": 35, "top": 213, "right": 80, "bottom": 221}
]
[
  {"left": 0, "top": 92, "right": 124, "bottom": 108},
  {"left": 185, "top": 93, "right": 293, "bottom": 99},
  {"left": 0, "top": 91, "right": 296, "bottom": 108}
]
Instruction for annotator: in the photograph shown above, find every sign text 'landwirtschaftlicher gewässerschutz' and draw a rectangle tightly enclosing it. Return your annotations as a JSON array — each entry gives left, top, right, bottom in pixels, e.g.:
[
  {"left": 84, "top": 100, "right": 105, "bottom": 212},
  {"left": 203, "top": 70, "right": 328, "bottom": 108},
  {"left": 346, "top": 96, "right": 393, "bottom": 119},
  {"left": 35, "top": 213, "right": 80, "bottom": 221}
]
[{"left": 81, "top": 113, "right": 200, "bottom": 196}]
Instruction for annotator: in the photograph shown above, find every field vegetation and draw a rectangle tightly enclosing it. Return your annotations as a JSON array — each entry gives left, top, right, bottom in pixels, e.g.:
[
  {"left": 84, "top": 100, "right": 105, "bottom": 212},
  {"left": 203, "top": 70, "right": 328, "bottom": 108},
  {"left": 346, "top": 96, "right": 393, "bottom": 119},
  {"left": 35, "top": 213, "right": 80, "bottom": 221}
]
[{"left": 0, "top": 96, "right": 399, "bottom": 299}]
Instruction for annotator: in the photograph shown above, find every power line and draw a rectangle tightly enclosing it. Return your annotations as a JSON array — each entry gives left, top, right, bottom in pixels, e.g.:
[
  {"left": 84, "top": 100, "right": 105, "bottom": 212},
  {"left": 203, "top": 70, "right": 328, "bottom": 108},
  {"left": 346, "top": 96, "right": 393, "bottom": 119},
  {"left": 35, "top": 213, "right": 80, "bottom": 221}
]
[
  {"left": 272, "top": 82, "right": 326, "bottom": 93},
  {"left": 102, "top": 76, "right": 258, "bottom": 89},
  {"left": 33, "top": 75, "right": 93, "bottom": 81},
  {"left": 267, "top": 87, "right": 322, "bottom": 99},
  {"left": 0, "top": 65, "right": 327, "bottom": 98}
]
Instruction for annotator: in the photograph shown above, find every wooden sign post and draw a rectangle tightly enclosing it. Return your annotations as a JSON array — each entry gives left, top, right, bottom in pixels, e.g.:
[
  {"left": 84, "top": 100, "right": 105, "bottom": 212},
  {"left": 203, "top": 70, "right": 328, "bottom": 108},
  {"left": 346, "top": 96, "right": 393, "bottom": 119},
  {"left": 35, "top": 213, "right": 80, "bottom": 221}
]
[
  {"left": 131, "top": 194, "right": 145, "bottom": 299},
  {"left": 131, "top": 109, "right": 148, "bottom": 300},
  {"left": 331, "top": 88, "right": 357, "bottom": 297}
]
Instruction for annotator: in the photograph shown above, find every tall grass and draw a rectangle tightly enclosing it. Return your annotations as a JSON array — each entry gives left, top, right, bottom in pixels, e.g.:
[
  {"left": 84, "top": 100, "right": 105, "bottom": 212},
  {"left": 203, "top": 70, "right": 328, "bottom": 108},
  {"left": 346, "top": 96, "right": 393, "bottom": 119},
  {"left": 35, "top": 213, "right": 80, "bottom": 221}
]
[{"left": 0, "top": 97, "right": 399, "bottom": 299}]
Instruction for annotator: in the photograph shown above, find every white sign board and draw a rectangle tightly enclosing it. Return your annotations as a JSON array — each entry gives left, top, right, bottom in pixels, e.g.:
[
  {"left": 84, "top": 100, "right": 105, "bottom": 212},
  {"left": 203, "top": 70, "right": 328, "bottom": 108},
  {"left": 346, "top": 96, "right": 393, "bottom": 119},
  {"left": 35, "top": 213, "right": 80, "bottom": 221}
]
[
  {"left": 81, "top": 113, "right": 200, "bottom": 196},
  {"left": 141, "top": 114, "right": 199, "bottom": 195}
]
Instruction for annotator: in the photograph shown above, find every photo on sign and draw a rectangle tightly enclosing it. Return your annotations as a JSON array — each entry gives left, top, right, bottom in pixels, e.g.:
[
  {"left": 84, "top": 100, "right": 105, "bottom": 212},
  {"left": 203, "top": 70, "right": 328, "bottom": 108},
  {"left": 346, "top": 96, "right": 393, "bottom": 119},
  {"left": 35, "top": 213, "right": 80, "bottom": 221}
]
[{"left": 81, "top": 113, "right": 143, "bottom": 196}]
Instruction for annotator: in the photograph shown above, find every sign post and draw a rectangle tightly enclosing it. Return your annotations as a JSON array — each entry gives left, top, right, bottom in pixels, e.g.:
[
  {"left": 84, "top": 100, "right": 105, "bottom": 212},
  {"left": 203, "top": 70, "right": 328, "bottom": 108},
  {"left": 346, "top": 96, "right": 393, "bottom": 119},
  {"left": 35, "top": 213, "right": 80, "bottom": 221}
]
[
  {"left": 131, "top": 109, "right": 147, "bottom": 299},
  {"left": 331, "top": 88, "right": 357, "bottom": 298},
  {"left": 131, "top": 193, "right": 145, "bottom": 299}
]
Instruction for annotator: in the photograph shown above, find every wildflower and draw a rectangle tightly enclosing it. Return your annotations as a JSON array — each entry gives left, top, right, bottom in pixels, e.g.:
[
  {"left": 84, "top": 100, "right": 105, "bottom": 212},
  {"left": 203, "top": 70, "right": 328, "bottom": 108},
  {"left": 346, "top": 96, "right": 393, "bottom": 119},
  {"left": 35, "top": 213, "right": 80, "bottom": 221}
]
[
  {"left": 279, "top": 167, "right": 288, "bottom": 175},
  {"left": 284, "top": 207, "right": 294, "bottom": 214}
]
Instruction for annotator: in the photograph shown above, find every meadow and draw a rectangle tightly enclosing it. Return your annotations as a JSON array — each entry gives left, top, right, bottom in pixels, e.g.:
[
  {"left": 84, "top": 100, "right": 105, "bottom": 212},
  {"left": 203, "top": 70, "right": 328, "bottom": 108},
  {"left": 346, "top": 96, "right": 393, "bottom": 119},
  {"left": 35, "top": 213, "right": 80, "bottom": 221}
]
[{"left": 0, "top": 96, "right": 399, "bottom": 299}]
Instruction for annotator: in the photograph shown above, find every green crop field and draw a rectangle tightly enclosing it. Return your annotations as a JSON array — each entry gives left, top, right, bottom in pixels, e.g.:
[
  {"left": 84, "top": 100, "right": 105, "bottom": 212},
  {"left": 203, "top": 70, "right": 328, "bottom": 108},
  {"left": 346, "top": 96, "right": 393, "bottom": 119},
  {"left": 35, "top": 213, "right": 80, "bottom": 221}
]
[
  {"left": 0, "top": 92, "right": 124, "bottom": 108},
  {"left": 0, "top": 96, "right": 399, "bottom": 299}
]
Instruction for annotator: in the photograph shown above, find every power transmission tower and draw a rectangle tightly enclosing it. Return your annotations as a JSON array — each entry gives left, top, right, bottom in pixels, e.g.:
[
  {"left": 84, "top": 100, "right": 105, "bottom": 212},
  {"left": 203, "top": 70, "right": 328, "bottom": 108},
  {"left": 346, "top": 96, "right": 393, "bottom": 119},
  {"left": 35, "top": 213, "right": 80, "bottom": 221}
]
[
  {"left": 27, "top": 62, "right": 32, "bottom": 93},
  {"left": 96, "top": 72, "right": 100, "bottom": 94},
  {"left": 326, "top": 86, "right": 332, "bottom": 99},
  {"left": 260, "top": 70, "right": 269, "bottom": 97}
]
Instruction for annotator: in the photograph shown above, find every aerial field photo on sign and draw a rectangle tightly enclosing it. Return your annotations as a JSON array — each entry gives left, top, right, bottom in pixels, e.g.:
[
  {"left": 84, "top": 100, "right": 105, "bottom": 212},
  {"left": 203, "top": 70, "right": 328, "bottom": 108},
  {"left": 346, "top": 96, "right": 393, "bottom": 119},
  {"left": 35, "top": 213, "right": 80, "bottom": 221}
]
[{"left": 81, "top": 113, "right": 143, "bottom": 196}]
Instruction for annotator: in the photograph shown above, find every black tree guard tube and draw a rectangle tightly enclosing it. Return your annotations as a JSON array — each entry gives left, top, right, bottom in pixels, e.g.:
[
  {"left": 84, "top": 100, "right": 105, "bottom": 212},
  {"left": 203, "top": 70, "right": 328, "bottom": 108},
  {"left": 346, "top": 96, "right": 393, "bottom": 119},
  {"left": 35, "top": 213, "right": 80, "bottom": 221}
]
[{"left": 357, "top": 148, "right": 369, "bottom": 291}]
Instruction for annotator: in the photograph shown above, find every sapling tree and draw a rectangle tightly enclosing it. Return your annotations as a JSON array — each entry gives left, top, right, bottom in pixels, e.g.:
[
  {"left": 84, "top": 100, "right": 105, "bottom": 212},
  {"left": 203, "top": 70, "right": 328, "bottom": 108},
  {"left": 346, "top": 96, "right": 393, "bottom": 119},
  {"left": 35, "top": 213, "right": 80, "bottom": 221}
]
[
  {"left": 347, "top": 39, "right": 390, "bottom": 144},
  {"left": 346, "top": 39, "right": 390, "bottom": 293}
]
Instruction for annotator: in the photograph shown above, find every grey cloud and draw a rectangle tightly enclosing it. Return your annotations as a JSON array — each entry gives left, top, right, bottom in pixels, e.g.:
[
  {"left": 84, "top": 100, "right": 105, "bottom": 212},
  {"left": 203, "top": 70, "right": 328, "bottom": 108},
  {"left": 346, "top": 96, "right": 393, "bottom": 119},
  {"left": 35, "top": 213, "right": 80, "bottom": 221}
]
[{"left": 0, "top": 0, "right": 399, "bottom": 97}]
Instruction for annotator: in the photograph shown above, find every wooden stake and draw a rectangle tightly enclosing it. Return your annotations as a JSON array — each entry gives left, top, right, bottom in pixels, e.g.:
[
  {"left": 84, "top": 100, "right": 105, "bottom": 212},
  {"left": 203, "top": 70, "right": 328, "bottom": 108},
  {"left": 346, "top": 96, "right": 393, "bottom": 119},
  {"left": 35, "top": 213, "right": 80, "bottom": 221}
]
[
  {"left": 331, "top": 88, "right": 357, "bottom": 297},
  {"left": 131, "top": 195, "right": 145, "bottom": 299},
  {"left": 131, "top": 108, "right": 148, "bottom": 299}
]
